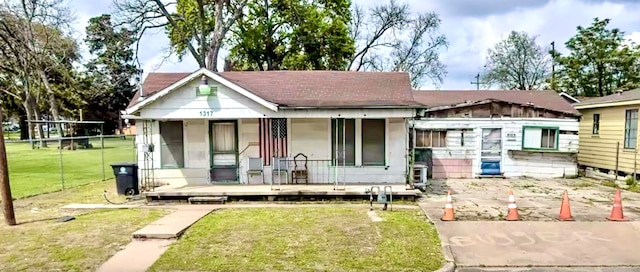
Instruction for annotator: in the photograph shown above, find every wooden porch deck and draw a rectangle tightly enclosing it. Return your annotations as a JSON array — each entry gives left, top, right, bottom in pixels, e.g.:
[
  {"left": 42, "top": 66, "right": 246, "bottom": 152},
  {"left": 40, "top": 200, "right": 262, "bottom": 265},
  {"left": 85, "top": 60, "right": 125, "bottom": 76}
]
[{"left": 143, "top": 184, "right": 422, "bottom": 202}]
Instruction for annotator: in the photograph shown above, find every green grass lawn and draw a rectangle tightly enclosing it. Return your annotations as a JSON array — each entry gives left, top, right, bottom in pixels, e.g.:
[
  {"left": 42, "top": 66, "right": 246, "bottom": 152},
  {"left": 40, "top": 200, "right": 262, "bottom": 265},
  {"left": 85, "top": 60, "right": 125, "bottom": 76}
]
[
  {"left": 0, "top": 181, "right": 169, "bottom": 272},
  {"left": 150, "top": 207, "right": 443, "bottom": 272},
  {"left": 6, "top": 137, "right": 137, "bottom": 199}
]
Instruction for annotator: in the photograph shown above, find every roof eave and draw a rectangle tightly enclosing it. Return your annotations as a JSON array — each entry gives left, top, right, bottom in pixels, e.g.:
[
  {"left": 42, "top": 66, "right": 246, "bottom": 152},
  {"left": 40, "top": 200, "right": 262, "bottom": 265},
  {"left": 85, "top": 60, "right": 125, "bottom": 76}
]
[
  {"left": 421, "top": 99, "right": 580, "bottom": 117},
  {"left": 278, "top": 105, "right": 420, "bottom": 109},
  {"left": 575, "top": 99, "right": 640, "bottom": 110},
  {"left": 125, "top": 68, "right": 280, "bottom": 115}
]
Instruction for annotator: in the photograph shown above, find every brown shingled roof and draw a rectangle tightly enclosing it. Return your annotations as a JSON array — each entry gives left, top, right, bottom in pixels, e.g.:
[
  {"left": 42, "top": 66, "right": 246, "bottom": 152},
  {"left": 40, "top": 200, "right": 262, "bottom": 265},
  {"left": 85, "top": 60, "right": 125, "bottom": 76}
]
[
  {"left": 575, "top": 88, "right": 640, "bottom": 107},
  {"left": 128, "top": 72, "right": 190, "bottom": 108},
  {"left": 412, "top": 90, "right": 580, "bottom": 116},
  {"left": 128, "top": 70, "right": 417, "bottom": 109}
]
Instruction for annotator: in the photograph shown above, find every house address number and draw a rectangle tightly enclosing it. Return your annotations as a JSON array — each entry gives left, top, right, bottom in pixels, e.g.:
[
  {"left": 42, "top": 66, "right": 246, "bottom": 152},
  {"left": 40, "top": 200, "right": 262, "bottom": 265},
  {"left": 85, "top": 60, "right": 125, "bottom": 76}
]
[{"left": 199, "top": 110, "right": 215, "bottom": 117}]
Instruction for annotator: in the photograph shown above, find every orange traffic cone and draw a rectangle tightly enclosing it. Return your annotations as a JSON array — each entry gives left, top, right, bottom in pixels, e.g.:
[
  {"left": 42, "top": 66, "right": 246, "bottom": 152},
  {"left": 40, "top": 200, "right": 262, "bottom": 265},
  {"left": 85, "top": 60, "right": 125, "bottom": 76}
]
[
  {"left": 558, "top": 190, "right": 575, "bottom": 221},
  {"left": 441, "top": 190, "right": 455, "bottom": 221},
  {"left": 606, "top": 189, "right": 629, "bottom": 221},
  {"left": 505, "top": 190, "right": 519, "bottom": 221}
]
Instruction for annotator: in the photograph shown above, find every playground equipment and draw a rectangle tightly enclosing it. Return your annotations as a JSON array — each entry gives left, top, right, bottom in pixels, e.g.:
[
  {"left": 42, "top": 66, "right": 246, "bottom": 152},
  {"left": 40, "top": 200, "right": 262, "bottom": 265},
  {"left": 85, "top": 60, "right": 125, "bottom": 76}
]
[{"left": 366, "top": 186, "right": 393, "bottom": 211}]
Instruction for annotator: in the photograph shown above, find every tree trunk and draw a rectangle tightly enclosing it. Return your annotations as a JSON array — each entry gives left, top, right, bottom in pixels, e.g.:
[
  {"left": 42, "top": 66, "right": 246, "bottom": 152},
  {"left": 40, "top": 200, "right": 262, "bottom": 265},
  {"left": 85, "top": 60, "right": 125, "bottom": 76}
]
[
  {"left": 22, "top": 96, "right": 36, "bottom": 148},
  {"left": 206, "top": 45, "right": 221, "bottom": 71},
  {"left": 19, "top": 114, "right": 28, "bottom": 140},
  {"left": 26, "top": 93, "right": 46, "bottom": 148},
  {"left": 38, "top": 70, "right": 63, "bottom": 136},
  {"left": 0, "top": 106, "right": 17, "bottom": 226},
  {"left": 206, "top": 0, "right": 226, "bottom": 71}
]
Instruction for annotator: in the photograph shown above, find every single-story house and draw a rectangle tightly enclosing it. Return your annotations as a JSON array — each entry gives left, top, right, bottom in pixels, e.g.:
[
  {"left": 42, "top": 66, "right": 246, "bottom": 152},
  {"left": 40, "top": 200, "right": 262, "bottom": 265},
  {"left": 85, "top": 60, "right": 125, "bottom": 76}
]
[
  {"left": 122, "top": 68, "right": 419, "bottom": 188},
  {"left": 410, "top": 90, "right": 581, "bottom": 179},
  {"left": 574, "top": 88, "right": 640, "bottom": 177}
]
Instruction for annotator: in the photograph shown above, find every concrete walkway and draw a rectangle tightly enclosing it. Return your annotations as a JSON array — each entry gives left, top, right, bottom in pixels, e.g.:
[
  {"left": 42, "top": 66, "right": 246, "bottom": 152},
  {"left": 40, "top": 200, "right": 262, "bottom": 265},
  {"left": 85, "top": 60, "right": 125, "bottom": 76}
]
[
  {"left": 97, "top": 240, "right": 174, "bottom": 272},
  {"left": 97, "top": 206, "right": 217, "bottom": 272},
  {"left": 419, "top": 203, "right": 640, "bottom": 269}
]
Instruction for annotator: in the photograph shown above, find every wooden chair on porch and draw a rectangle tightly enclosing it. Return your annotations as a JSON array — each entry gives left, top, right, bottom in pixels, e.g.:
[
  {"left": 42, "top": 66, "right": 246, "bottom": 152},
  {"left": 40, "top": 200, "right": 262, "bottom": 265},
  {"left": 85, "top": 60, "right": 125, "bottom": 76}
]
[
  {"left": 292, "top": 153, "right": 308, "bottom": 184},
  {"left": 246, "top": 157, "right": 265, "bottom": 184},
  {"left": 272, "top": 157, "right": 290, "bottom": 185}
]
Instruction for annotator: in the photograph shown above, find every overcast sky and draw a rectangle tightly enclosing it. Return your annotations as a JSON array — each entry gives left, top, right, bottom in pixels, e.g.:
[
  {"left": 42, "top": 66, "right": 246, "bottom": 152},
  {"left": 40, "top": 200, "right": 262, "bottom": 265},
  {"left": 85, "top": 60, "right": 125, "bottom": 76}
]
[{"left": 68, "top": 0, "right": 640, "bottom": 90}]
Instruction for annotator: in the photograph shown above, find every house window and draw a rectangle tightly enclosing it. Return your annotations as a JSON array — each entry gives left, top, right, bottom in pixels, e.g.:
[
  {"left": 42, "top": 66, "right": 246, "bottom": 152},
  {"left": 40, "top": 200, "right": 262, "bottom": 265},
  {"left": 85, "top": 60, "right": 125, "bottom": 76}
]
[
  {"left": 540, "top": 129, "right": 557, "bottom": 148},
  {"left": 415, "top": 130, "right": 447, "bottom": 147},
  {"left": 592, "top": 114, "right": 600, "bottom": 134},
  {"left": 159, "top": 121, "right": 184, "bottom": 168},
  {"left": 331, "top": 119, "right": 355, "bottom": 166},
  {"left": 196, "top": 85, "right": 218, "bottom": 96},
  {"left": 625, "top": 109, "right": 638, "bottom": 149},
  {"left": 362, "top": 119, "right": 385, "bottom": 166},
  {"left": 522, "top": 126, "right": 558, "bottom": 150}
]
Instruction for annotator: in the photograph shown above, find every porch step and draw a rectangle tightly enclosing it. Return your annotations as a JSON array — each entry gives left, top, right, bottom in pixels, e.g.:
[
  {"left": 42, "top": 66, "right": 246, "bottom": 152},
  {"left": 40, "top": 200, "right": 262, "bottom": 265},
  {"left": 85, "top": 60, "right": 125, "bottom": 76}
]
[
  {"left": 477, "top": 174, "right": 506, "bottom": 179},
  {"left": 187, "top": 196, "right": 228, "bottom": 204}
]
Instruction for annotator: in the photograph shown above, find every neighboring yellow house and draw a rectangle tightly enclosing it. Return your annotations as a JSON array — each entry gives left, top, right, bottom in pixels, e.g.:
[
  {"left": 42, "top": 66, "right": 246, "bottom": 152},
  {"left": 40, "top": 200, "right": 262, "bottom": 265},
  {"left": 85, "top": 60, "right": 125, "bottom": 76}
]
[{"left": 574, "top": 89, "right": 640, "bottom": 176}]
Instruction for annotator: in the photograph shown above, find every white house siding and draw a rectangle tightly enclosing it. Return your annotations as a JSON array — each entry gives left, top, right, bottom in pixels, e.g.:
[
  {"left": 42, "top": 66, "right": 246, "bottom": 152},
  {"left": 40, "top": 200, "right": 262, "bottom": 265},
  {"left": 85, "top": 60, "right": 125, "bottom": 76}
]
[
  {"left": 411, "top": 118, "right": 579, "bottom": 179},
  {"left": 139, "top": 78, "right": 269, "bottom": 119},
  {"left": 133, "top": 75, "right": 413, "bottom": 186},
  {"left": 239, "top": 118, "right": 261, "bottom": 184}
]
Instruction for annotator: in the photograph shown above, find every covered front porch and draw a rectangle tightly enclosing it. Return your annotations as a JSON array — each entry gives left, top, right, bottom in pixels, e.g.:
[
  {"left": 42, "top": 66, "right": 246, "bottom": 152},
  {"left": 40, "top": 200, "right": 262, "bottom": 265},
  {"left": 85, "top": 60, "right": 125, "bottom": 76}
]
[
  {"left": 144, "top": 183, "right": 422, "bottom": 202},
  {"left": 124, "top": 68, "right": 419, "bottom": 192},
  {"left": 137, "top": 116, "right": 410, "bottom": 188}
]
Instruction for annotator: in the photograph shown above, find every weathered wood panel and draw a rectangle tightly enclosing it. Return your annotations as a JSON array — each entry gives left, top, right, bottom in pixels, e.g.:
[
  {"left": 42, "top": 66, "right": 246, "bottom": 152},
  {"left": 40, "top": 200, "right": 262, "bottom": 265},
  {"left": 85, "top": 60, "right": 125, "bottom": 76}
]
[
  {"left": 411, "top": 117, "right": 579, "bottom": 178},
  {"left": 426, "top": 101, "right": 570, "bottom": 119},
  {"left": 432, "top": 159, "right": 473, "bottom": 178}
]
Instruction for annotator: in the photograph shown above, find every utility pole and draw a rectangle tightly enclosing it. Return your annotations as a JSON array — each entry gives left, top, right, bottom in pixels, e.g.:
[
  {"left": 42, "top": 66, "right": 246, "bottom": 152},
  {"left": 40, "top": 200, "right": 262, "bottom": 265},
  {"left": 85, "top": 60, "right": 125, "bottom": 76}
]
[
  {"left": 470, "top": 73, "right": 482, "bottom": 90},
  {"left": 551, "top": 41, "right": 556, "bottom": 90},
  {"left": 0, "top": 106, "right": 16, "bottom": 226}
]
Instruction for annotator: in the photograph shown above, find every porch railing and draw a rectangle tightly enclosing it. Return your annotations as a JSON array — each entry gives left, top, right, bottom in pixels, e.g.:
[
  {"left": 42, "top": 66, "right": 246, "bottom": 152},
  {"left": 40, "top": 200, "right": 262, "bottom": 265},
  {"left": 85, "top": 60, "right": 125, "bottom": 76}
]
[{"left": 273, "top": 159, "right": 333, "bottom": 184}]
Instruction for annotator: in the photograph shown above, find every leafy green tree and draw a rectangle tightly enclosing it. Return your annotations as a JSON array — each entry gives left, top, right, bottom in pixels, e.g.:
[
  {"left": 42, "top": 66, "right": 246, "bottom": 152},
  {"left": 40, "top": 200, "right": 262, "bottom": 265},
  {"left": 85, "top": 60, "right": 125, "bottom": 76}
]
[
  {"left": 224, "top": 0, "right": 355, "bottom": 71},
  {"left": 84, "top": 14, "right": 141, "bottom": 134},
  {"left": 554, "top": 18, "right": 640, "bottom": 97},
  {"left": 482, "top": 31, "right": 551, "bottom": 90},
  {"left": 0, "top": 0, "right": 78, "bottom": 143}
]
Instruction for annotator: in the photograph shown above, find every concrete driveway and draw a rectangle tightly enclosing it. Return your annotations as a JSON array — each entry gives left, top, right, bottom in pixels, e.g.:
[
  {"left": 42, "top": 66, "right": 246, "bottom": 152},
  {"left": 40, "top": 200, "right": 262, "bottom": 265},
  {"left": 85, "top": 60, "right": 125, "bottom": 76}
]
[
  {"left": 419, "top": 178, "right": 640, "bottom": 270},
  {"left": 421, "top": 177, "right": 640, "bottom": 221}
]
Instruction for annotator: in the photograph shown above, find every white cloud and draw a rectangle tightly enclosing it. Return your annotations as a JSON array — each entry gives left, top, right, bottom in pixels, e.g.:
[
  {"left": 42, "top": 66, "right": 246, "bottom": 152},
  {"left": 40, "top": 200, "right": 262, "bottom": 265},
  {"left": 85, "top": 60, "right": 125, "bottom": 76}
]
[
  {"left": 68, "top": 0, "right": 640, "bottom": 90},
  {"left": 430, "top": 0, "right": 640, "bottom": 89}
]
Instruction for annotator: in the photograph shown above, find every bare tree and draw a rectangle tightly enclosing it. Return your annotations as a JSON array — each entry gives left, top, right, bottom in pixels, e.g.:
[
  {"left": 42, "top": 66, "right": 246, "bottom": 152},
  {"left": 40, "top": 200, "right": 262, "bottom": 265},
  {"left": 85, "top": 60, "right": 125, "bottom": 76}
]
[
  {"left": 112, "top": 0, "right": 246, "bottom": 71},
  {"left": 482, "top": 31, "right": 552, "bottom": 90},
  {"left": 348, "top": 0, "right": 448, "bottom": 88}
]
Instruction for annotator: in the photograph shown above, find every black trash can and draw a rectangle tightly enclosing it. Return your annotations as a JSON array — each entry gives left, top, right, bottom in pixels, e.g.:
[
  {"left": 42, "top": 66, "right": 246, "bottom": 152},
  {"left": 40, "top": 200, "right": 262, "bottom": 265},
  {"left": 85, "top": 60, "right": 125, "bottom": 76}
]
[{"left": 110, "top": 162, "right": 139, "bottom": 196}]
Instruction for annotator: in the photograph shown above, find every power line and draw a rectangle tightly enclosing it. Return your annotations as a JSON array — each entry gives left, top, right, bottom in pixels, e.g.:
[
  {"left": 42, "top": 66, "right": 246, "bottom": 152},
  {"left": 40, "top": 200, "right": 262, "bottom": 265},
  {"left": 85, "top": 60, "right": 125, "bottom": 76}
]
[
  {"left": 551, "top": 41, "right": 557, "bottom": 90},
  {"left": 470, "top": 73, "right": 482, "bottom": 90}
]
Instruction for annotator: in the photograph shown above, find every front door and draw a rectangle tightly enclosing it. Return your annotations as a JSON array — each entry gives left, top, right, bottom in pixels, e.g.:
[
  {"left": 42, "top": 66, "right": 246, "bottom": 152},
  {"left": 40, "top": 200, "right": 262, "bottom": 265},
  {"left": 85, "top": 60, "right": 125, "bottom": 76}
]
[
  {"left": 209, "top": 121, "right": 239, "bottom": 183},
  {"left": 480, "top": 128, "right": 502, "bottom": 176}
]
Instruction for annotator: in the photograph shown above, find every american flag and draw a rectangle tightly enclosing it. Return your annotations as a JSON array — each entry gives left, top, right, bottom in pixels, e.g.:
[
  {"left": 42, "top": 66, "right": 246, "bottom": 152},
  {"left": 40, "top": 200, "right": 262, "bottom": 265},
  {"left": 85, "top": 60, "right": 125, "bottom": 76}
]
[{"left": 259, "top": 118, "right": 287, "bottom": 166}]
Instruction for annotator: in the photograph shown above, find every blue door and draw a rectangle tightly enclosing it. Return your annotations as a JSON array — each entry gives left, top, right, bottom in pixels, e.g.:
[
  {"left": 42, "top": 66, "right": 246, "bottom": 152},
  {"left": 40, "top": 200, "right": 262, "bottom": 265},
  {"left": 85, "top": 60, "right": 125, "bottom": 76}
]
[{"left": 480, "top": 128, "right": 502, "bottom": 175}]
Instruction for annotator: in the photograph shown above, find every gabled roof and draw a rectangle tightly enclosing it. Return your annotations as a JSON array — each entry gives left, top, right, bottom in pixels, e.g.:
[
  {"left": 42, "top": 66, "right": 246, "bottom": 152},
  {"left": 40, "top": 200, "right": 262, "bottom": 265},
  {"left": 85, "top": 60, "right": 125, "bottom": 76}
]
[
  {"left": 126, "top": 69, "right": 278, "bottom": 114},
  {"left": 127, "top": 69, "right": 417, "bottom": 113},
  {"left": 559, "top": 92, "right": 580, "bottom": 103},
  {"left": 574, "top": 88, "right": 640, "bottom": 109},
  {"left": 412, "top": 90, "right": 580, "bottom": 116}
]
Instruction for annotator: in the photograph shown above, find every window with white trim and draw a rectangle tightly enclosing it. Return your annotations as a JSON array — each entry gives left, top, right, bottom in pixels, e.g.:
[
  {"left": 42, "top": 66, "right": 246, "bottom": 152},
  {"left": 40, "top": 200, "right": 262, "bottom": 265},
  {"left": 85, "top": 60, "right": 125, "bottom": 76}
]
[
  {"left": 625, "top": 109, "right": 638, "bottom": 149},
  {"left": 522, "top": 126, "right": 558, "bottom": 150}
]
